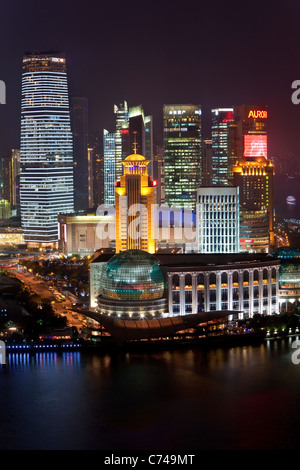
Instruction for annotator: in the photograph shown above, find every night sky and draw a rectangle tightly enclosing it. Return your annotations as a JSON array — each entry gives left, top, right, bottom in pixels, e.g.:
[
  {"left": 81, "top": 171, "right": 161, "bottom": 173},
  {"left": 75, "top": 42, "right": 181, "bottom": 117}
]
[{"left": 1, "top": 0, "right": 300, "bottom": 159}]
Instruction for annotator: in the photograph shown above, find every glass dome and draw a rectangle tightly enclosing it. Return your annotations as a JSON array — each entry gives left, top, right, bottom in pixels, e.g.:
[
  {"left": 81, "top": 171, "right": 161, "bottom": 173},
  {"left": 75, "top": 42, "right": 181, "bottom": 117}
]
[{"left": 99, "top": 249, "right": 166, "bottom": 301}]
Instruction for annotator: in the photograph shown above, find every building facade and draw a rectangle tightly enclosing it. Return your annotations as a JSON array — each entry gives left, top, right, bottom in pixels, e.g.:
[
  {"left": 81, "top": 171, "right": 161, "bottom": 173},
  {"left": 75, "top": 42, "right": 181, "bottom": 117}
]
[
  {"left": 70, "top": 97, "right": 89, "bottom": 212},
  {"left": 239, "top": 208, "right": 270, "bottom": 253},
  {"left": 233, "top": 156, "right": 274, "bottom": 247},
  {"left": 211, "top": 108, "right": 234, "bottom": 186},
  {"left": 20, "top": 51, "right": 74, "bottom": 247},
  {"left": 114, "top": 101, "right": 129, "bottom": 181},
  {"left": 197, "top": 187, "right": 239, "bottom": 253},
  {"left": 115, "top": 150, "right": 156, "bottom": 253},
  {"left": 163, "top": 104, "right": 202, "bottom": 209},
  {"left": 58, "top": 211, "right": 114, "bottom": 256},
  {"left": 90, "top": 251, "right": 280, "bottom": 321},
  {"left": 103, "top": 129, "right": 116, "bottom": 206}
]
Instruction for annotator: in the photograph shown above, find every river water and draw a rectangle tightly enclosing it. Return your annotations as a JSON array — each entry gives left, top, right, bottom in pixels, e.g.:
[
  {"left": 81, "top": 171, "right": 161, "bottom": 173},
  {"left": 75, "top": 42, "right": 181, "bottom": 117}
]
[{"left": 0, "top": 338, "right": 300, "bottom": 451}]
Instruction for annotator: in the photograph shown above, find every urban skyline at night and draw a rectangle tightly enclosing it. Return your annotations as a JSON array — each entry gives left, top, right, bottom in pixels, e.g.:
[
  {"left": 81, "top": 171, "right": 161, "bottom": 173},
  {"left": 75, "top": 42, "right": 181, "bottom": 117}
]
[{"left": 1, "top": 0, "right": 300, "bottom": 454}]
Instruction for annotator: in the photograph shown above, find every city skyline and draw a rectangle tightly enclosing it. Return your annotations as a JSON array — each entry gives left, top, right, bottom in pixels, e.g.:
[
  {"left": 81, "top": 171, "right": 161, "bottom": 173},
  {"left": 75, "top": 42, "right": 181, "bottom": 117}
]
[{"left": 0, "top": 0, "right": 300, "bottom": 164}]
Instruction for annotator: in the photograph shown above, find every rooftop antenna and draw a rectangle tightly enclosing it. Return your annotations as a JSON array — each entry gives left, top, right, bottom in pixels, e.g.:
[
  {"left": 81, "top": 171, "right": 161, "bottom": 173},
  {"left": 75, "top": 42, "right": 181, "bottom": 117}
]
[{"left": 132, "top": 131, "right": 138, "bottom": 154}]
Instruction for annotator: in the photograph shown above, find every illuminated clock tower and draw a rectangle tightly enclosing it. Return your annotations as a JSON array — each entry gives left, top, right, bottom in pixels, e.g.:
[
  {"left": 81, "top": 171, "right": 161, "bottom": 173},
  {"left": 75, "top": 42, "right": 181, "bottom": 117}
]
[{"left": 115, "top": 137, "right": 156, "bottom": 253}]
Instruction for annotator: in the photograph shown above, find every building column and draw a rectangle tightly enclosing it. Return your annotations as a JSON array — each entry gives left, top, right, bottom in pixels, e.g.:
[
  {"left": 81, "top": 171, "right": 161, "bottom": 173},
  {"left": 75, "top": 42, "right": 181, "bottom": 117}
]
[
  {"left": 168, "top": 273, "right": 173, "bottom": 316},
  {"left": 192, "top": 272, "right": 197, "bottom": 314},
  {"left": 268, "top": 267, "right": 272, "bottom": 315},
  {"left": 239, "top": 269, "right": 244, "bottom": 320},
  {"left": 258, "top": 268, "right": 263, "bottom": 315},
  {"left": 204, "top": 272, "right": 210, "bottom": 312},
  {"left": 228, "top": 270, "right": 233, "bottom": 318},
  {"left": 275, "top": 267, "right": 280, "bottom": 314},
  {"left": 249, "top": 269, "right": 254, "bottom": 318},
  {"left": 180, "top": 273, "right": 185, "bottom": 316},
  {"left": 216, "top": 272, "right": 221, "bottom": 311}
]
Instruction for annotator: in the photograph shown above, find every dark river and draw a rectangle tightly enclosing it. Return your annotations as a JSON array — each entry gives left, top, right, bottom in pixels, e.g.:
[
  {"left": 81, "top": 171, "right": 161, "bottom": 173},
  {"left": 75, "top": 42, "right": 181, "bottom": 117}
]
[{"left": 1, "top": 338, "right": 300, "bottom": 451}]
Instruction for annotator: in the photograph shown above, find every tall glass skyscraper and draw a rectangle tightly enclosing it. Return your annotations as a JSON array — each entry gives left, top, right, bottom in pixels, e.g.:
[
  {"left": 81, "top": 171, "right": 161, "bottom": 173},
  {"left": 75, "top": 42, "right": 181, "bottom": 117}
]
[
  {"left": 163, "top": 104, "right": 202, "bottom": 209},
  {"left": 103, "top": 129, "right": 116, "bottom": 206},
  {"left": 20, "top": 51, "right": 74, "bottom": 247},
  {"left": 211, "top": 108, "right": 234, "bottom": 186},
  {"left": 70, "top": 97, "right": 89, "bottom": 212},
  {"left": 114, "top": 101, "right": 128, "bottom": 181}
]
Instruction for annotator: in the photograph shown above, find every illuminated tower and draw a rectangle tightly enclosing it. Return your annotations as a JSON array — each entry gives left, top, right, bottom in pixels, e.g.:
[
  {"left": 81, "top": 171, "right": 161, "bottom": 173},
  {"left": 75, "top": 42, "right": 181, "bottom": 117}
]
[
  {"left": 115, "top": 137, "right": 156, "bottom": 253},
  {"left": 20, "top": 51, "right": 74, "bottom": 247},
  {"left": 103, "top": 129, "right": 116, "bottom": 206},
  {"left": 233, "top": 156, "right": 274, "bottom": 247},
  {"left": 163, "top": 104, "right": 202, "bottom": 209},
  {"left": 114, "top": 101, "right": 128, "bottom": 180},
  {"left": 228, "top": 105, "right": 268, "bottom": 162},
  {"left": 211, "top": 108, "right": 234, "bottom": 186}
]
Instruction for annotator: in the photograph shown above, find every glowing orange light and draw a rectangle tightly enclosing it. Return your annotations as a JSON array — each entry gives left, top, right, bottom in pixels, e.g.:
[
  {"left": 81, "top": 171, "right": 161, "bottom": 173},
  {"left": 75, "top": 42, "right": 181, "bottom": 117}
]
[
  {"left": 248, "top": 110, "right": 267, "bottom": 119},
  {"left": 244, "top": 135, "right": 267, "bottom": 158}
]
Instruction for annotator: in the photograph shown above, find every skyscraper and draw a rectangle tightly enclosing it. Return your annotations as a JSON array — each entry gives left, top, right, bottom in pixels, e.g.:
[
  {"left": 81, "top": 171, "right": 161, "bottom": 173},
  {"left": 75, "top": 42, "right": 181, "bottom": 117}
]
[
  {"left": 163, "top": 104, "right": 202, "bottom": 209},
  {"left": 196, "top": 187, "right": 240, "bottom": 253},
  {"left": 115, "top": 145, "right": 156, "bottom": 254},
  {"left": 103, "top": 129, "right": 116, "bottom": 206},
  {"left": 104, "top": 102, "right": 153, "bottom": 206},
  {"left": 233, "top": 156, "right": 274, "bottom": 247},
  {"left": 20, "top": 51, "right": 74, "bottom": 247},
  {"left": 228, "top": 105, "right": 268, "bottom": 161},
  {"left": 70, "top": 97, "right": 89, "bottom": 212},
  {"left": 114, "top": 101, "right": 128, "bottom": 181},
  {"left": 202, "top": 139, "right": 212, "bottom": 186},
  {"left": 211, "top": 108, "right": 234, "bottom": 186}
]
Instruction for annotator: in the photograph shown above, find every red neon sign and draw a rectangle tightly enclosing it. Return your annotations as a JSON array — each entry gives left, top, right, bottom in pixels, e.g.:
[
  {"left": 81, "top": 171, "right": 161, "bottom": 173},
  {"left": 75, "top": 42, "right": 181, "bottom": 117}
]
[
  {"left": 244, "top": 135, "right": 267, "bottom": 158},
  {"left": 248, "top": 110, "right": 267, "bottom": 119}
]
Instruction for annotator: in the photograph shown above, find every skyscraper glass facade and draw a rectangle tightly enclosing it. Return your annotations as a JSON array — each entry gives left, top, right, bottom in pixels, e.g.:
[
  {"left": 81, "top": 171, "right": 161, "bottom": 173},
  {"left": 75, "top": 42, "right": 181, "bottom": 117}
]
[
  {"left": 103, "top": 129, "right": 116, "bottom": 206},
  {"left": 163, "top": 104, "right": 202, "bottom": 209},
  {"left": 20, "top": 52, "right": 74, "bottom": 246},
  {"left": 70, "top": 97, "right": 89, "bottom": 212},
  {"left": 211, "top": 108, "right": 234, "bottom": 186},
  {"left": 114, "top": 101, "right": 128, "bottom": 181}
]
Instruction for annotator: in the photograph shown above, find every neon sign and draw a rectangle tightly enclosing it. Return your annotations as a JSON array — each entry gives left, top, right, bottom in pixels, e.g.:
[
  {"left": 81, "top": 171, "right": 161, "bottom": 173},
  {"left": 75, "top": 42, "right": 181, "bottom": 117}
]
[
  {"left": 248, "top": 110, "right": 267, "bottom": 119},
  {"left": 244, "top": 135, "right": 267, "bottom": 158}
]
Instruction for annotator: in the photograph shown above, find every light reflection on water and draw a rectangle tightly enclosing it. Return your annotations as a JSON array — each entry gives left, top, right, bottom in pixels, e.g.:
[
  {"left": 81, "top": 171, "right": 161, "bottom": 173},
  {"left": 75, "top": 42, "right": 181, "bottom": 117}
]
[{"left": 1, "top": 340, "right": 300, "bottom": 450}]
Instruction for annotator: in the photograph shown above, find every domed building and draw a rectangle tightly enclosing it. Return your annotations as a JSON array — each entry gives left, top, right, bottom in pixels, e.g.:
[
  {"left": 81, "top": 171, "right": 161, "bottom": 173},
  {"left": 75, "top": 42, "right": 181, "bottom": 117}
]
[{"left": 96, "top": 249, "right": 168, "bottom": 319}]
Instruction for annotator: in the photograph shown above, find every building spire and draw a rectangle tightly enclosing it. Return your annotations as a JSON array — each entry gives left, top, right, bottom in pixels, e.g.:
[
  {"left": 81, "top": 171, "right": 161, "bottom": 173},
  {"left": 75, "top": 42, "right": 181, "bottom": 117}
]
[{"left": 132, "top": 131, "right": 138, "bottom": 154}]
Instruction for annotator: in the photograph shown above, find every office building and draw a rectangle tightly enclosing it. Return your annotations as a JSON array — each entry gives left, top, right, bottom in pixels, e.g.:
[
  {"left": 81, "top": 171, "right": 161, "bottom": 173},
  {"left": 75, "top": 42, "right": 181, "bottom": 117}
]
[
  {"left": 20, "top": 51, "right": 74, "bottom": 247},
  {"left": 70, "top": 97, "right": 89, "bottom": 212},
  {"left": 211, "top": 108, "right": 234, "bottom": 186},
  {"left": 197, "top": 187, "right": 239, "bottom": 253},
  {"left": 115, "top": 147, "right": 156, "bottom": 254},
  {"left": 228, "top": 105, "right": 268, "bottom": 161},
  {"left": 0, "top": 149, "right": 20, "bottom": 209},
  {"left": 239, "top": 208, "right": 270, "bottom": 253},
  {"left": 202, "top": 139, "right": 212, "bottom": 186},
  {"left": 233, "top": 156, "right": 274, "bottom": 246},
  {"left": 103, "top": 129, "right": 116, "bottom": 206},
  {"left": 58, "top": 210, "right": 114, "bottom": 256},
  {"left": 152, "top": 146, "right": 165, "bottom": 205},
  {"left": 114, "top": 101, "right": 129, "bottom": 180},
  {"left": 93, "top": 155, "right": 104, "bottom": 207},
  {"left": 163, "top": 104, "right": 202, "bottom": 209},
  {"left": 0, "top": 200, "right": 11, "bottom": 220},
  {"left": 104, "top": 103, "right": 153, "bottom": 206}
]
